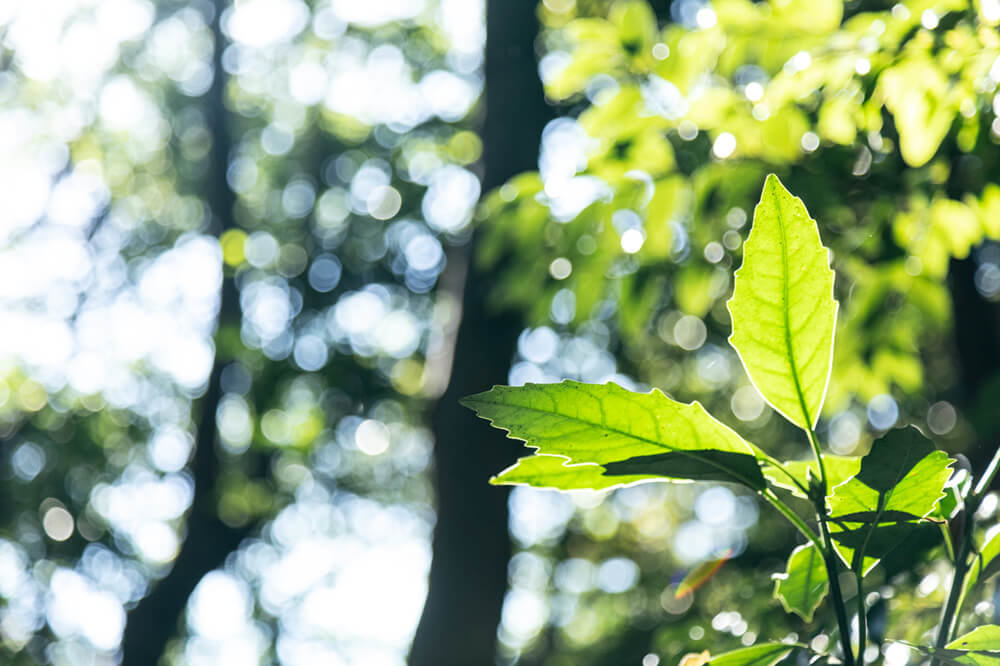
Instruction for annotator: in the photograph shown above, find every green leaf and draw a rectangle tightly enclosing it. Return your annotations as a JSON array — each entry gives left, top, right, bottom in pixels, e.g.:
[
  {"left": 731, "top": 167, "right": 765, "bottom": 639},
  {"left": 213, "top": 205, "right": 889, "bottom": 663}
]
[
  {"left": 773, "top": 542, "right": 828, "bottom": 621},
  {"left": 827, "top": 427, "right": 953, "bottom": 573},
  {"left": 879, "top": 60, "right": 956, "bottom": 168},
  {"left": 964, "top": 527, "right": 1000, "bottom": 599},
  {"left": 709, "top": 643, "right": 801, "bottom": 666},
  {"left": 728, "top": 174, "right": 837, "bottom": 432},
  {"left": 463, "top": 380, "right": 766, "bottom": 492},
  {"left": 492, "top": 453, "right": 647, "bottom": 491},
  {"left": 491, "top": 451, "right": 763, "bottom": 491},
  {"left": 763, "top": 454, "right": 860, "bottom": 499},
  {"left": 949, "top": 625, "right": 1000, "bottom": 651},
  {"left": 902, "top": 626, "right": 1000, "bottom": 666}
]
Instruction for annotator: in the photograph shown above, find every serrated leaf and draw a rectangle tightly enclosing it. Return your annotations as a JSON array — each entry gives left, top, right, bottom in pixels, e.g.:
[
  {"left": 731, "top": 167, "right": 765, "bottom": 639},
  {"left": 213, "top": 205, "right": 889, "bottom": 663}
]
[
  {"left": 463, "top": 380, "right": 766, "bottom": 492},
  {"left": 773, "top": 543, "right": 828, "bottom": 621},
  {"left": 728, "top": 174, "right": 837, "bottom": 432},
  {"left": 763, "top": 454, "right": 860, "bottom": 499},
  {"left": 492, "top": 454, "right": 646, "bottom": 491},
  {"left": 827, "top": 427, "right": 953, "bottom": 573},
  {"left": 709, "top": 643, "right": 801, "bottom": 666}
]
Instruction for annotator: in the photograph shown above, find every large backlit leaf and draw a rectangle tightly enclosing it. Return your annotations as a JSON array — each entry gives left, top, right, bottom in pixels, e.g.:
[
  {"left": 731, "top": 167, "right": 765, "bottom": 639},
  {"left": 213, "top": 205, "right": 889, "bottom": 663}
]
[
  {"left": 728, "top": 174, "right": 837, "bottom": 432},
  {"left": 773, "top": 543, "right": 828, "bottom": 621},
  {"left": 827, "top": 427, "right": 952, "bottom": 573},
  {"left": 709, "top": 643, "right": 802, "bottom": 666},
  {"left": 463, "top": 380, "right": 766, "bottom": 492}
]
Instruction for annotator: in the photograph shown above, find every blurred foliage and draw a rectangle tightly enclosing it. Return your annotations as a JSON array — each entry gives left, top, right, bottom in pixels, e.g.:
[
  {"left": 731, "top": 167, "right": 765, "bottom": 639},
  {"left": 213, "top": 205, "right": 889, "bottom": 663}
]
[
  {"left": 477, "top": 0, "right": 1000, "bottom": 663},
  {"left": 3, "top": 0, "right": 1000, "bottom": 664},
  {"left": 486, "top": 0, "right": 1000, "bottom": 422},
  {"left": 0, "top": 0, "right": 482, "bottom": 663}
]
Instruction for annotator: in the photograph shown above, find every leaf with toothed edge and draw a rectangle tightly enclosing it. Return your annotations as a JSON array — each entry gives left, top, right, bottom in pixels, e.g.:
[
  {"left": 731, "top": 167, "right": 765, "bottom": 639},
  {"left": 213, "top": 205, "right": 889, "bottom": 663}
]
[
  {"left": 727, "top": 174, "right": 838, "bottom": 433},
  {"left": 827, "top": 426, "right": 953, "bottom": 574},
  {"left": 462, "top": 380, "right": 767, "bottom": 492}
]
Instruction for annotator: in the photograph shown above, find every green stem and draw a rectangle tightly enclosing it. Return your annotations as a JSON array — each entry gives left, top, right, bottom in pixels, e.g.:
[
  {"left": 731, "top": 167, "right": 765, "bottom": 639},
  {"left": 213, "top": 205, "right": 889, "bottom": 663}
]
[
  {"left": 855, "top": 570, "right": 866, "bottom": 666},
  {"left": 762, "top": 488, "right": 823, "bottom": 551},
  {"left": 933, "top": 515, "right": 971, "bottom": 659},
  {"left": 971, "top": 444, "right": 1000, "bottom": 504},
  {"left": 933, "top": 443, "right": 1000, "bottom": 662},
  {"left": 806, "top": 427, "right": 829, "bottom": 492},
  {"left": 818, "top": 515, "right": 855, "bottom": 666},
  {"left": 800, "top": 425, "right": 852, "bottom": 663}
]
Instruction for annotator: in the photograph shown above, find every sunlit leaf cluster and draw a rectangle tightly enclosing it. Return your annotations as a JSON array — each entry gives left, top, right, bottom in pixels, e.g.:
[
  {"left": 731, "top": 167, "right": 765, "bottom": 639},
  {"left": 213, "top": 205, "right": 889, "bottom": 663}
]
[{"left": 468, "top": 176, "right": 1000, "bottom": 664}]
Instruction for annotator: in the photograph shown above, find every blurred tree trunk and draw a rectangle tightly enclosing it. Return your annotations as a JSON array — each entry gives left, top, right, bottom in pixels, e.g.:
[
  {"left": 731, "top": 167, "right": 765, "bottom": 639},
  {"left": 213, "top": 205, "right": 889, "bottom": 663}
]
[
  {"left": 949, "top": 255, "right": 1000, "bottom": 471},
  {"left": 408, "top": 2, "right": 552, "bottom": 664},
  {"left": 121, "top": 2, "right": 253, "bottom": 663}
]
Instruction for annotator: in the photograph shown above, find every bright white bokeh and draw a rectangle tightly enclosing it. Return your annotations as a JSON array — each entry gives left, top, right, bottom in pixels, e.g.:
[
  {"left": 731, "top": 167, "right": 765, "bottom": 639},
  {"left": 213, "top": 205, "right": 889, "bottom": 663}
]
[{"left": 0, "top": 0, "right": 484, "bottom": 663}]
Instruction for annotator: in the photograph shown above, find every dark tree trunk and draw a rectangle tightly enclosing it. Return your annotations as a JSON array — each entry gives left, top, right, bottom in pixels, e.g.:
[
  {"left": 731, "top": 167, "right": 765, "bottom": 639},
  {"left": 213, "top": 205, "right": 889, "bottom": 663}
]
[
  {"left": 121, "top": 2, "right": 252, "bottom": 663},
  {"left": 948, "top": 254, "right": 1000, "bottom": 472},
  {"left": 949, "top": 255, "right": 1000, "bottom": 396},
  {"left": 408, "top": 2, "right": 553, "bottom": 664}
]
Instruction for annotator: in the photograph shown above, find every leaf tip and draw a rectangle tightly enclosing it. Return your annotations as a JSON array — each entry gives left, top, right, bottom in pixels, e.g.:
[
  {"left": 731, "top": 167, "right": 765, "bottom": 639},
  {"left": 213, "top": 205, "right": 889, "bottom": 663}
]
[{"left": 459, "top": 386, "right": 502, "bottom": 411}]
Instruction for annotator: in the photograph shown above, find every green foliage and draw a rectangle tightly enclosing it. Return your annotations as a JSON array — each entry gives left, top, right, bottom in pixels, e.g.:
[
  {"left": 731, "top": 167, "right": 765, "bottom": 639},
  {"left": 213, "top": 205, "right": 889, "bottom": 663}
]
[
  {"left": 489, "top": 0, "right": 1000, "bottom": 435},
  {"left": 728, "top": 174, "right": 837, "bottom": 432},
  {"left": 905, "top": 624, "right": 1000, "bottom": 664},
  {"left": 773, "top": 543, "right": 828, "bottom": 622},
  {"left": 708, "top": 642, "right": 802, "bottom": 666},
  {"left": 827, "top": 426, "right": 953, "bottom": 573},
  {"left": 462, "top": 380, "right": 765, "bottom": 491},
  {"left": 965, "top": 527, "right": 1000, "bottom": 597},
  {"left": 763, "top": 454, "right": 860, "bottom": 500},
  {"left": 466, "top": 176, "right": 1000, "bottom": 665},
  {"left": 948, "top": 624, "right": 1000, "bottom": 651}
]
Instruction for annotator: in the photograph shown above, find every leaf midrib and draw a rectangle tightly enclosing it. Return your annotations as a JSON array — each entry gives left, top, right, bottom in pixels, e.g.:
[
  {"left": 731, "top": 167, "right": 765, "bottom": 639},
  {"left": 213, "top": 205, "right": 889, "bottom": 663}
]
[
  {"left": 774, "top": 189, "right": 814, "bottom": 431},
  {"left": 467, "top": 395, "right": 762, "bottom": 489}
]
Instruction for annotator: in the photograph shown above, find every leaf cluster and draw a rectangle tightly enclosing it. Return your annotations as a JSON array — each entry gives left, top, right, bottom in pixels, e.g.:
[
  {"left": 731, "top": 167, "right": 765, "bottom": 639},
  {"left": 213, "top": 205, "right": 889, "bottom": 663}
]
[{"left": 466, "top": 177, "right": 1000, "bottom": 664}]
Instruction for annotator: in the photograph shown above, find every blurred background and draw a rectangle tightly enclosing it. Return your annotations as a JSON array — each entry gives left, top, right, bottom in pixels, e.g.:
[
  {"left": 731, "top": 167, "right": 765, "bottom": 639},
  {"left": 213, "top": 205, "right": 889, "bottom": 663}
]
[{"left": 2, "top": 0, "right": 1000, "bottom": 664}]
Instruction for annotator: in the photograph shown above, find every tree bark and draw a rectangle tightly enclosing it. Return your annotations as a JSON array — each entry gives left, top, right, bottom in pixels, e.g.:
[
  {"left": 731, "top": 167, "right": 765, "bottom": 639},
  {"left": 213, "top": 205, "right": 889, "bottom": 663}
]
[
  {"left": 408, "top": 2, "right": 553, "bottom": 664},
  {"left": 121, "top": 2, "right": 252, "bottom": 663}
]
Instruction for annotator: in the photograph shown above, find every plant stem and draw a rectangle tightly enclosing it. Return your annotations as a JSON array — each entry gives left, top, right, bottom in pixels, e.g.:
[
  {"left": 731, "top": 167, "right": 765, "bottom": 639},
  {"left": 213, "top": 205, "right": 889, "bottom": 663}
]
[
  {"left": 972, "top": 444, "right": 1000, "bottom": 503},
  {"left": 801, "top": 425, "right": 854, "bottom": 663},
  {"left": 818, "top": 513, "right": 855, "bottom": 666},
  {"left": 933, "top": 514, "right": 971, "bottom": 660},
  {"left": 933, "top": 443, "right": 1000, "bottom": 663},
  {"left": 762, "top": 488, "right": 823, "bottom": 550},
  {"left": 855, "top": 571, "right": 866, "bottom": 666},
  {"left": 806, "top": 427, "right": 829, "bottom": 491}
]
